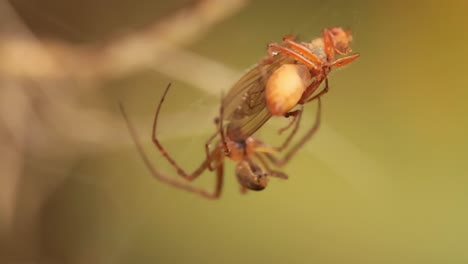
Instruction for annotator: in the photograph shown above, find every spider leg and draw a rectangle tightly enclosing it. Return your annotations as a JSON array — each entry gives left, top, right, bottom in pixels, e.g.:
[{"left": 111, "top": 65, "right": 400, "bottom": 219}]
[
  {"left": 282, "top": 34, "right": 297, "bottom": 41},
  {"left": 204, "top": 129, "right": 220, "bottom": 171},
  {"left": 278, "top": 108, "right": 301, "bottom": 135},
  {"left": 300, "top": 54, "right": 358, "bottom": 104},
  {"left": 119, "top": 102, "right": 225, "bottom": 199},
  {"left": 261, "top": 36, "right": 296, "bottom": 65},
  {"left": 299, "top": 74, "right": 326, "bottom": 104},
  {"left": 264, "top": 97, "right": 322, "bottom": 167},
  {"left": 304, "top": 77, "right": 329, "bottom": 103},
  {"left": 248, "top": 103, "right": 303, "bottom": 159},
  {"left": 267, "top": 43, "right": 321, "bottom": 76},
  {"left": 331, "top": 53, "right": 360, "bottom": 67},
  {"left": 274, "top": 104, "right": 304, "bottom": 152},
  {"left": 322, "top": 28, "right": 335, "bottom": 61},
  {"left": 150, "top": 83, "right": 222, "bottom": 181},
  {"left": 254, "top": 153, "right": 288, "bottom": 179},
  {"left": 283, "top": 39, "right": 322, "bottom": 66},
  {"left": 212, "top": 155, "right": 225, "bottom": 198}
]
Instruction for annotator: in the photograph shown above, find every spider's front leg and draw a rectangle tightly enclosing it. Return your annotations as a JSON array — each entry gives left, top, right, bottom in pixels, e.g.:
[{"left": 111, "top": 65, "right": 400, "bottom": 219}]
[
  {"left": 267, "top": 43, "right": 320, "bottom": 74},
  {"left": 261, "top": 34, "right": 297, "bottom": 65},
  {"left": 322, "top": 28, "right": 336, "bottom": 62},
  {"left": 331, "top": 53, "right": 360, "bottom": 67}
]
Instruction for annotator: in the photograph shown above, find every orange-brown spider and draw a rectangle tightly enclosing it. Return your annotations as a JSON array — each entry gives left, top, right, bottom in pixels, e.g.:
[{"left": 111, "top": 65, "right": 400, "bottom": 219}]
[
  {"left": 120, "top": 83, "right": 322, "bottom": 199},
  {"left": 221, "top": 27, "right": 358, "bottom": 143},
  {"left": 264, "top": 27, "right": 360, "bottom": 116}
]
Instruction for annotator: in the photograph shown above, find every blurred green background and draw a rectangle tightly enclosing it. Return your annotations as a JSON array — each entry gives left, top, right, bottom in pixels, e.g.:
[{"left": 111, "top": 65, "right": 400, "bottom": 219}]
[{"left": 3, "top": 0, "right": 468, "bottom": 263}]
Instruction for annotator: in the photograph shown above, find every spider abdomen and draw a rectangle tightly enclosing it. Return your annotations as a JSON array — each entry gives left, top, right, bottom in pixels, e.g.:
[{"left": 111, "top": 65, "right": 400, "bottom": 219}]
[{"left": 265, "top": 64, "right": 311, "bottom": 116}]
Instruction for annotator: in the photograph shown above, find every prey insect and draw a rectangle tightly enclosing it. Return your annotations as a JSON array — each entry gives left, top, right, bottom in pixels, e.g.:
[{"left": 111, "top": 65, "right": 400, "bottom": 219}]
[
  {"left": 120, "top": 83, "right": 322, "bottom": 199},
  {"left": 223, "top": 27, "right": 359, "bottom": 142}
]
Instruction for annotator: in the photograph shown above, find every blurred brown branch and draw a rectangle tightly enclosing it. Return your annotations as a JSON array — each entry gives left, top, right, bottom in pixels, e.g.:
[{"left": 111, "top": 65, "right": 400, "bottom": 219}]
[
  {"left": 0, "top": 0, "right": 248, "bottom": 152},
  {"left": 1, "top": 0, "right": 247, "bottom": 80},
  {"left": 0, "top": 0, "right": 249, "bottom": 259}
]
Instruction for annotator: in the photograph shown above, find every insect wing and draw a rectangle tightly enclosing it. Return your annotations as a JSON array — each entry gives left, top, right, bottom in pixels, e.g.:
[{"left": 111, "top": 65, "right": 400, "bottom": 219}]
[{"left": 223, "top": 54, "right": 293, "bottom": 141}]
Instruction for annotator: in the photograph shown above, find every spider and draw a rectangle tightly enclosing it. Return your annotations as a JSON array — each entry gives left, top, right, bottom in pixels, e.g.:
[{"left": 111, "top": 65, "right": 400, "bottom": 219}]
[
  {"left": 222, "top": 27, "right": 359, "bottom": 143},
  {"left": 265, "top": 27, "right": 360, "bottom": 116},
  {"left": 119, "top": 83, "right": 322, "bottom": 199}
]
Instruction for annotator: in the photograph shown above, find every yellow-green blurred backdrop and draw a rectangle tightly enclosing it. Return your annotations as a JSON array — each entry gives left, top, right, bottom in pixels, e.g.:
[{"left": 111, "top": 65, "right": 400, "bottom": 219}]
[{"left": 3, "top": 0, "right": 468, "bottom": 263}]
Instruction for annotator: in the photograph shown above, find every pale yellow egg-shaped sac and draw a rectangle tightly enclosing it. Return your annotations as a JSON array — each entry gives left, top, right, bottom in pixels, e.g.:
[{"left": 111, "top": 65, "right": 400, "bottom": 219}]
[{"left": 265, "top": 64, "right": 311, "bottom": 116}]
